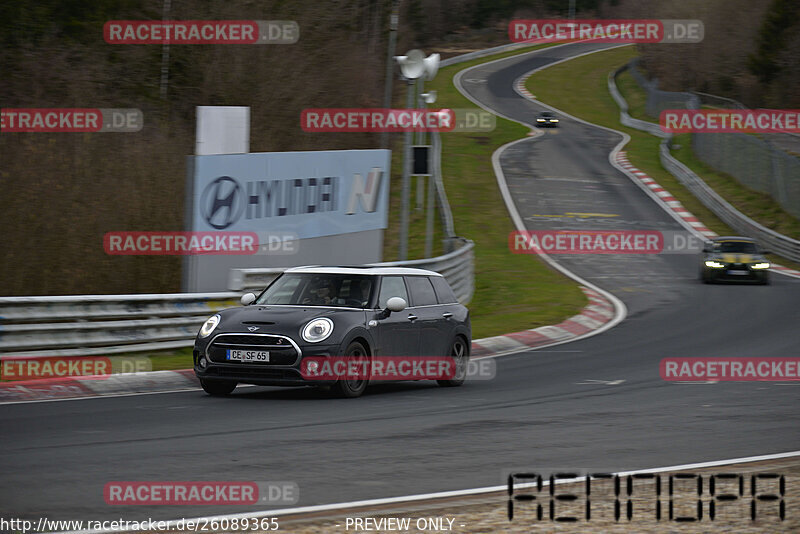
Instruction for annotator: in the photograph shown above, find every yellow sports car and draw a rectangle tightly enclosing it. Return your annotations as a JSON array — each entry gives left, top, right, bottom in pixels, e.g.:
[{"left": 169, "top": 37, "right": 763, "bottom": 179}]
[{"left": 700, "top": 237, "right": 770, "bottom": 284}]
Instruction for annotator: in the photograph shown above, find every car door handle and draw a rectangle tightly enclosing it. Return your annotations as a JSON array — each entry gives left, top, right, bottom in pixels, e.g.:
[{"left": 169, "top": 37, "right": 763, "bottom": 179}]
[
  {"left": 407, "top": 315, "right": 418, "bottom": 321},
  {"left": 442, "top": 312, "right": 453, "bottom": 319}
]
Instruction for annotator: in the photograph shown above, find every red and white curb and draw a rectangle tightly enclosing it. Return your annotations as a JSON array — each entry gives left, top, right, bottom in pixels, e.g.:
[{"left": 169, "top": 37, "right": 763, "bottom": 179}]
[
  {"left": 615, "top": 151, "right": 800, "bottom": 279},
  {"left": 470, "top": 286, "right": 614, "bottom": 357},
  {"left": 0, "top": 369, "right": 200, "bottom": 404},
  {"left": 517, "top": 83, "right": 535, "bottom": 100},
  {"left": 453, "top": 44, "right": 629, "bottom": 360},
  {"left": 0, "top": 289, "right": 616, "bottom": 404}
]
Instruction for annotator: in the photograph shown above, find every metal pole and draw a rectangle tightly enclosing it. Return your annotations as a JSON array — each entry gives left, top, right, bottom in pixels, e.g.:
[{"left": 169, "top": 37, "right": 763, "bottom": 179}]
[
  {"left": 416, "top": 78, "right": 425, "bottom": 211},
  {"left": 381, "top": 0, "right": 400, "bottom": 149},
  {"left": 425, "top": 131, "right": 437, "bottom": 258},
  {"left": 399, "top": 79, "right": 414, "bottom": 261},
  {"left": 159, "top": 0, "right": 171, "bottom": 99}
]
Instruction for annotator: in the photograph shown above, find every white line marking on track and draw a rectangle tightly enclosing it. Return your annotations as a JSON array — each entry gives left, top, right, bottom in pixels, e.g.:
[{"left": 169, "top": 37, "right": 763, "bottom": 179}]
[
  {"left": 58, "top": 450, "right": 800, "bottom": 533},
  {"left": 452, "top": 44, "right": 629, "bottom": 355}
]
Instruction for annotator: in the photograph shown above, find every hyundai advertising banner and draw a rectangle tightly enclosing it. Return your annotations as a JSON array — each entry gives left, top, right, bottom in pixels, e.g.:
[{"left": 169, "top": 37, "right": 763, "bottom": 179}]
[{"left": 191, "top": 149, "right": 391, "bottom": 240}]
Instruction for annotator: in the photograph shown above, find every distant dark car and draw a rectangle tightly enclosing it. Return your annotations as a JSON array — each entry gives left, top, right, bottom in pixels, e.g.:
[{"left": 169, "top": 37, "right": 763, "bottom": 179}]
[
  {"left": 700, "top": 237, "right": 770, "bottom": 284},
  {"left": 535, "top": 111, "right": 559, "bottom": 128},
  {"left": 193, "top": 266, "right": 471, "bottom": 398}
]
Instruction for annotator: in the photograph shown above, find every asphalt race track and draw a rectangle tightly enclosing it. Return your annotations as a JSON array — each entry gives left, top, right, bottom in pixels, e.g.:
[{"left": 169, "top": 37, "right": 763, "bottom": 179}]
[{"left": 2, "top": 42, "right": 798, "bottom": 523}]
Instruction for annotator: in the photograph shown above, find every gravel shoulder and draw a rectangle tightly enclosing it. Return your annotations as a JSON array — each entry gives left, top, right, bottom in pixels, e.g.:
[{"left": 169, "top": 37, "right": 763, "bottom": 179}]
[{"left": 276, "top": 457, "right": 798, "bottom": 534}]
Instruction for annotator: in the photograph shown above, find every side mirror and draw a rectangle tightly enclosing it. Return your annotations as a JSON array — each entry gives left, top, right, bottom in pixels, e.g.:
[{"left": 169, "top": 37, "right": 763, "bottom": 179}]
[
  {"left": 240, "top": 293, "right": 256, "bottom": 306},
  {"left": 702, "top": 242, "right": 713, "bottom": 253},
  {"left": 386, "top": 297, "right": 407, "bottom": 313},
  {"left": 761, "top": 249, "right": 770, "bottom": 255}
]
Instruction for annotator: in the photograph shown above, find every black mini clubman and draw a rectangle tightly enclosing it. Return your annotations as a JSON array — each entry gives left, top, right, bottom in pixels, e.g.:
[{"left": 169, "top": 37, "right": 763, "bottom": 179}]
[{"left": 193, "top": 266, "right": 471, "bottom": 398}]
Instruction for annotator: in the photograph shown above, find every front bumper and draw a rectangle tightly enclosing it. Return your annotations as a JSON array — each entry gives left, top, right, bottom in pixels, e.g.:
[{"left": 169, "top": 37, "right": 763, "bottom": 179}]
[
  {"left": 703, "top": 265, "right": 769, "bottom": 283},
  {"left": 194, "top": 333, "right": 342, "bottom": 387}
]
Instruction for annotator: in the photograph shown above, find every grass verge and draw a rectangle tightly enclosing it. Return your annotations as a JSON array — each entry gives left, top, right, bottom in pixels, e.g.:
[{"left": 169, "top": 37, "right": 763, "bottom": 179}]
[
  {"left": 400, "top": 44, "right": 587, "bottom": 339},
  {"left": 617, "top": 67, "right": 800, "bottom": 241}
]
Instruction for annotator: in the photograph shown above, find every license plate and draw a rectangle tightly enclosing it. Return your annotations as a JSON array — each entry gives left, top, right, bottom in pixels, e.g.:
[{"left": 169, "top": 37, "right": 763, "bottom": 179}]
[
  {"left": 226, "top": 349, "right": 270, "bottom": 362},
  {"left": 728, "top": 270, "right": 748, "bottom": 275}
]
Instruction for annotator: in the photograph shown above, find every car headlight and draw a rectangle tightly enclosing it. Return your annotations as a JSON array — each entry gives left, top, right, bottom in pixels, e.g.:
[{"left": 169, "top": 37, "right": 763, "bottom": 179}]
[
  {"left": 536, "top": 118, "right": 545, "bottom": 122},
  {"left": 704, "top": 261, "right": 725, "bottom": 268},
  {"left": 199, "top": 314, "right": 220, "bottom": 338},
  {"left": 550, "top": 119, "right": 559, "bottom": 122},
  {"left": 751, "top": 262, "right": 770, "bottom": 269},
  {"left": 301, "top": 318, "right": 334, "bottom": 343}
]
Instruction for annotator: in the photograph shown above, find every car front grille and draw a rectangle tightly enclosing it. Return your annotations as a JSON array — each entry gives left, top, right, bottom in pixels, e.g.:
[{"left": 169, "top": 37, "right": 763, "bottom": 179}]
[
  {"left": 206, "top": 333, "right": 300, "bottom": 365},
  {"left": 204, "top": 367, "right": 302, "bottom": 381}
]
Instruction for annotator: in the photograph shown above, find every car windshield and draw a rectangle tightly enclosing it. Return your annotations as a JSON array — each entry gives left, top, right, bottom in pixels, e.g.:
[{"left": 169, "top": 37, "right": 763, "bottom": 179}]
[
  {"left": 714, "top": 241, "right": 758, "bottom": 254},
  {"left": 256, "top": 273, "right": 374, "bottom": 308}
]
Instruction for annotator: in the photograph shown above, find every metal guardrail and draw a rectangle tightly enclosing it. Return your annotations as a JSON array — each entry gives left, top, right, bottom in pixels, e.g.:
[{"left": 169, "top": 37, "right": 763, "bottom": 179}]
[
  {"left": 607, "top": 65, "right": 669, "bottom": 139},
  {"left": 439, "top": 42, "right": 536, "bottom": 68},
  {"left": 229, "top": 237, "right": 475, "bottom": 303},
  {"left": 431, "top": 129, "right": 459, "bottom": 253},
  {"left": 660, "top": 144, "right": 800, "bottom": 261},
  {"left": 371, "top": 237, "right": 474, "bottom": 304},
  {"left": 610, "top": 63, "right": 800, "bottom": 264},
  {"left": 627, "top": 60, "right": 800, "bottom": 219},
  {"left": 0, "top": 293, "right": 239, "bottom": 358},
  {"left": 1, "top": 240, "right": 474, "bottom": 358},
  {"left": 627, "top": 58, "right": 701, "bottom": 117},
  {"left": 691, "top": 91, "right": 800, "bottom": 148},
  {"left": 691, "top": 132, "right": 800, "bottom": 219}
]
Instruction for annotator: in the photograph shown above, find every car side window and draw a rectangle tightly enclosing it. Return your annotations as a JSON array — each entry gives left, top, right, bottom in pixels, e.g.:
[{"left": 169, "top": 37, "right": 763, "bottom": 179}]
[
  {"left": 405, "top": 276, "right": 437, "bottom": 307},
  {"left": 378, "top": 276, "right": 408, "bottom": 309},
  {"left": 430, "top": 276, "right": 457, "bottom": 304}
]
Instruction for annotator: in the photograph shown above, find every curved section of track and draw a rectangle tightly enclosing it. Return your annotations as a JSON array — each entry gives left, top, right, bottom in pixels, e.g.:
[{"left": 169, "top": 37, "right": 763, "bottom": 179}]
[{"left": 1, "top": 42, "right": 798, "bottom": 522}]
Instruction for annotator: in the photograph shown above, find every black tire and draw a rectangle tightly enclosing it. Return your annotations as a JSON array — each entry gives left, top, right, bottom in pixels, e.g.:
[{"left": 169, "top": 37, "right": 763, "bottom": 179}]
[
  {"left": 761, "top": 274, "right": 771, "bottom": 285},
  {"left": 333, "top": 341, "right": 369, "bottom": 398},
  {"left": 200, "top": 378, "right": 237, "bottom": 396},
  {"left": 438, "top": 336, "right": 469, "bottom": 387}
]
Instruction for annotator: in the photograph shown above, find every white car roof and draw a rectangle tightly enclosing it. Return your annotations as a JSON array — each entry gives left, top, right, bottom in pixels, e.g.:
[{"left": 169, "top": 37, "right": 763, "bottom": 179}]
[{"left": 284, "top": 265, "right": 442, "bottom": 277}]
